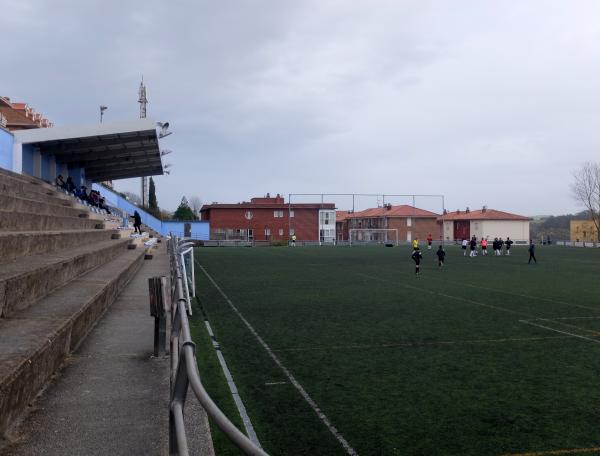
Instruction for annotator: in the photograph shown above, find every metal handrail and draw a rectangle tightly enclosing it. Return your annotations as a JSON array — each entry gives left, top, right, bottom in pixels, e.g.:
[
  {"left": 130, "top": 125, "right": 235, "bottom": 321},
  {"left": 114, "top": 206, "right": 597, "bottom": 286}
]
[{"left": 168, "top": 236, "right": 269, "bottom": 456}]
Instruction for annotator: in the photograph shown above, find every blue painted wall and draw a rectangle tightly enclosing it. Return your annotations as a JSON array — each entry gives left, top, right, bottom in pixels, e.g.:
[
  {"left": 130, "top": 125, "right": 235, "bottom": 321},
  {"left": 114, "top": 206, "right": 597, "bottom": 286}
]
[
  {"left": 68, "top": 167, "right": 85, "bottom": 187},
  {"left": 0, "top": 128, "right": 13, "bottom": 171},
  {"left": 41, "top": 154, "right": 51, "bottom": 181},
  {"left": 21, "top": 144, "right": 34, "bottom": 175},
  {"left": 93, "top": 183, "right": 209, "bottom": 239}
]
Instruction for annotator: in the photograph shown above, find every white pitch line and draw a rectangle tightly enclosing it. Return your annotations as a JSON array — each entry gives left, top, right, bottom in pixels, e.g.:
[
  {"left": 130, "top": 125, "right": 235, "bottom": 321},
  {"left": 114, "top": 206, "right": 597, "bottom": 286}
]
[
  {"left": 204, "top": 320, "right": 262, "bottom": 448},
  {"left": 519, "top": 320, "right": 600, "bottom": 345},
  {"left": 199, "top": 264, "right": 359, "bottom": 456}
]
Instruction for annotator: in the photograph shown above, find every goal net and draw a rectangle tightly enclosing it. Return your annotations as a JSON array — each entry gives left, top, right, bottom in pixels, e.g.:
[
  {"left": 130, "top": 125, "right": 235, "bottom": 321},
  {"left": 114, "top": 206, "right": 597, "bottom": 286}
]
[{"left": 349, "top": 229, "right": 399, "bottom": 246}]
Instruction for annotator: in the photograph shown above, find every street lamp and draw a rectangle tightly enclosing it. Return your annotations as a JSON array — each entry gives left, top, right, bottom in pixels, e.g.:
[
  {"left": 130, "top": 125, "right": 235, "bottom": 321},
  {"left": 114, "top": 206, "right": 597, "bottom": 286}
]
[{"left": 100, "top": 105, "right": 108, "bottom": 123}]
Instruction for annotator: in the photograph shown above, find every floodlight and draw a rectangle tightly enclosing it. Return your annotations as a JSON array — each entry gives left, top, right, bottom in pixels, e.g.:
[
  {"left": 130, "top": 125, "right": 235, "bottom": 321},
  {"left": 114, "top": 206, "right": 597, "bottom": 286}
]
[
  {"left": 157, "top": 121, "right": 172, "bottom": 138},
  {"left": 161, "top": 149, "right": 173, "bottom": 156},
  {"left": 99, "top": 105, "right": 108, "bottom": 123}
]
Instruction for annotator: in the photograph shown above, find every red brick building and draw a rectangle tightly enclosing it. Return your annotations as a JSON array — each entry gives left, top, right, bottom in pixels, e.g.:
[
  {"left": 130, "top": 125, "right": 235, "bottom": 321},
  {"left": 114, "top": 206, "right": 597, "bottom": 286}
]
[
  {"left": 200, "top": 194, "right": 336, "bottom": 242},
  {"left": 340, "top": 204, "right": 441, "bottom": 243}
]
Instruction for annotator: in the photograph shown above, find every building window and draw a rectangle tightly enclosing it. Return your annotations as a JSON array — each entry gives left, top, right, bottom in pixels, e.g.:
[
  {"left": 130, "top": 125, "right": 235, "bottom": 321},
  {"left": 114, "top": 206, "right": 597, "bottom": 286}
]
[
  {"left": 245, "top": 210, "right": 253, "bottom": 220},
  {"left": 407, "top": 217, "right": 412, "bottom": 227},
  {"left": 290, "top": 210, "right": 295, "bottom": 218},
  {"left": 289, "top": 228, "right": 295, "bottom": 235},
  {"left": 278, "top": 228, "right": 284, "bottom": 236},
  {"left": 273, "top": 210, "right": 284, "bottom": 218},
  {"left": 265, "top": 228, "right": 271, "bottom": 236}
]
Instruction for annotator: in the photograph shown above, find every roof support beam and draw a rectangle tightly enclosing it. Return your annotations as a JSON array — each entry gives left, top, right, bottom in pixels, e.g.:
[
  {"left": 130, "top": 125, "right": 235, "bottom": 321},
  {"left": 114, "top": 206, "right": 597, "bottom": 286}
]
[
  {"left": 54, "top": 147, "right": 159, "bottom": 165},
  {"left": 87, "top": 168, "right": 164, "bottom": 181},
  {"left": 39, "top": 133, "right": 157, "bottom": 155}
]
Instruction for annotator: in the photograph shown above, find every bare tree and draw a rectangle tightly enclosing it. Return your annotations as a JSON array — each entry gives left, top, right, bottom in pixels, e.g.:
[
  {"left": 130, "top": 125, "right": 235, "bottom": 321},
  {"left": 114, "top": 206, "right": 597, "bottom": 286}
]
[
  {"left": 571, "top": 161, "right": 600, "bottom": 241},
  {"left": 123, "top": 192, "right": 142, "bottom": 206},
  {"left": 189, "top": 196, "right": 203, "bottom": 215}
]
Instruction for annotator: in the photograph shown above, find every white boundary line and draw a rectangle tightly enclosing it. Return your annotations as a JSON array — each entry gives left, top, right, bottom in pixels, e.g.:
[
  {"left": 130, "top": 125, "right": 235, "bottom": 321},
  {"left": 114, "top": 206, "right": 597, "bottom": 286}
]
[
  {"left": 199, "top": 264, "right": 359, "bottom": 456},
  {"left": 204, "top": 320, "right": 262, "bottom": 448},
  {"left": 519, "top": 320, "right": 600, "bottom": 345}
]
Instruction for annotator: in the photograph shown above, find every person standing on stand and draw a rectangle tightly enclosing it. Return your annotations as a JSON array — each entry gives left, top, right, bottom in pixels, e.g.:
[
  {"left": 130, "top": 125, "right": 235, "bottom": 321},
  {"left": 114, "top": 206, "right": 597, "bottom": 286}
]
[{"left": 131, "top": 210, "right": 142, "bottom": 234}]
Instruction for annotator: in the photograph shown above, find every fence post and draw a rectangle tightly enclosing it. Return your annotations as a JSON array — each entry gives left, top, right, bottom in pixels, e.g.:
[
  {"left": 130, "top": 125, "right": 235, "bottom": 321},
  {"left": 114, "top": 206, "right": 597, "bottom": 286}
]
[{"left": 149, "top": 276, "right": 167, "bottom": 357}]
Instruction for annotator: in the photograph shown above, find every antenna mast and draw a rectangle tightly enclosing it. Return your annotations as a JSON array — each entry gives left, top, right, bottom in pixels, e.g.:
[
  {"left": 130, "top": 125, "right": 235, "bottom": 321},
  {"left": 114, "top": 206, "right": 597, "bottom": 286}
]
[{"left": 139, "top": 78, "right": 149, "bottom": 207}]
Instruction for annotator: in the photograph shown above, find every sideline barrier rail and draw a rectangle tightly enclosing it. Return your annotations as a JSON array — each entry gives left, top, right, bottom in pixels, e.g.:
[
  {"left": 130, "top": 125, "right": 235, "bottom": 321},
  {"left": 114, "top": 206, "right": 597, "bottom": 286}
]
[{"left": 167, "top": 235, "right": 268, "bottom": 456}]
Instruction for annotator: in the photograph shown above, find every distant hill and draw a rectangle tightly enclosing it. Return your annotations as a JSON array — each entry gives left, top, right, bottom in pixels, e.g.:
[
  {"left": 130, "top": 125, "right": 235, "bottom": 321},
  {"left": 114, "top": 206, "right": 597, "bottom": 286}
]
[{"left": 530, "top": 211, "right": 590, "bottom": 241}]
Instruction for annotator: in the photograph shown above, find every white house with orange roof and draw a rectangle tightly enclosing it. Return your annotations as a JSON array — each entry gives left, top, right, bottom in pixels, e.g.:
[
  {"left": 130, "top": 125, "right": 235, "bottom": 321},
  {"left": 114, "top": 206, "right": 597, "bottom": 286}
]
[{"left": 438, "top": 207, "right": 530, "bottom": 243}]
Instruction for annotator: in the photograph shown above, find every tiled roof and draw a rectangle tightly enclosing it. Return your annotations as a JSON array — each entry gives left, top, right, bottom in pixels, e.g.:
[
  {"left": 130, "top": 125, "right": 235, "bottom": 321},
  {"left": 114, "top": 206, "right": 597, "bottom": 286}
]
[
  {"left": 336, "top": 211, "right": 352, "bottom": 222},
  {"left": 438, "top": 209, "right": 530, "bottom": 221},
  {"left": 202, "top": 202, "right": 335, "bottom": 210},
  {"left": 348, "top": 205, "right": 439, "bottom": 219},
  {"left": 0, "top": 98, "right": 53, "bottom": 130}
]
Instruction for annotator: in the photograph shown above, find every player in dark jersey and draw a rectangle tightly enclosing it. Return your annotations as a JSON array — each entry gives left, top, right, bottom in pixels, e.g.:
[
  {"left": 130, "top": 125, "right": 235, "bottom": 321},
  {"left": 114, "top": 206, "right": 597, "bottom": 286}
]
[
  {"left": 528, "top": 240, "right": 537, "bottom": 263},
  {"left": 505, "top": 237, "right": 513, "bottom": 255},
  {"left": 469, "top": 236, "right": 477, "bottom": 257},
  {"left": 436, "top": 245, "right": 446, "bottom": 267},
  {"left": 412, "top": 248, "right": 423, "bottom": 275}
]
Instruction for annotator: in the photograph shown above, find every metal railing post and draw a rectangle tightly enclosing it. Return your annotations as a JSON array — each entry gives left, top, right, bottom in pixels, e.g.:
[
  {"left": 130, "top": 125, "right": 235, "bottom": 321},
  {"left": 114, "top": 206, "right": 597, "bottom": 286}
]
[{"left": 165, "top": 234, "right": 268, "bottom": 456}]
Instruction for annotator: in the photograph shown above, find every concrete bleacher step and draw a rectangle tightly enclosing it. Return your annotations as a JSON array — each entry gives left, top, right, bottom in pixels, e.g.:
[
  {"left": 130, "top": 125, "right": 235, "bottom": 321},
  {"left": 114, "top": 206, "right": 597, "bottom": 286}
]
[
  {"left": 0, "top": 237, "right": 133, "bottom": 318},
  {"left": 0, "top": 229, "right": 123, "bottom": 264},
  {"left": 0, "top": 167, "right": 53, "bottom": 187},
  {"left": 0, "top": 194, "right": 89, "bottom": 220},
  {"left": 0, "top": 170, "right": 72, "bottom": 202},
  {"left": 0, "top": 210, "right": 105, "bottom": 232},
  {"left": 0, "top": 180, "right": 75, "bottom": 209},
  {"left": 0, "top": 246, "right": 146, "bottom": 437}
]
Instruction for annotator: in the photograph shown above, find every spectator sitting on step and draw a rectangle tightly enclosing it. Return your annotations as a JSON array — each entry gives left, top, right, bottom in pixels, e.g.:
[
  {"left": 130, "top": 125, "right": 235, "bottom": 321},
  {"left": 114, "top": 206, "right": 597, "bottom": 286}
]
[
  {"left": 77, "top": 186, "right": 91, "bottom": 203},
  {"left": 65, "top": 177, "right": 76, "bottom": 194},
  {"left": 55, "top": 174, "right": 67, "bottom": 190},
  {"left": 99, "top": 197, "right": 111, "bottom": 214},
  {"left": 89, "top": 190, "right": 100, "bottom": 207}
]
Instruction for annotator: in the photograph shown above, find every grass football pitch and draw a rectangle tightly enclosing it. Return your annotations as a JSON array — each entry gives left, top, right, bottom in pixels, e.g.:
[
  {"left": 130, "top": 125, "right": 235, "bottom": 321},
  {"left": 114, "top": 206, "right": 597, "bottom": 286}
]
[{"left": 190, "top": 244, "right": 600, "bottom": 456}]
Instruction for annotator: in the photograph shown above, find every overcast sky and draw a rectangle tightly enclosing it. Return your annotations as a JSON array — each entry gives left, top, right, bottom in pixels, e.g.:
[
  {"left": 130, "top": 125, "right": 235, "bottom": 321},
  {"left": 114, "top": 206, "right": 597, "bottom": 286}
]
[{"left": 2, "top": 0, "right": 600, "bottom": 215}]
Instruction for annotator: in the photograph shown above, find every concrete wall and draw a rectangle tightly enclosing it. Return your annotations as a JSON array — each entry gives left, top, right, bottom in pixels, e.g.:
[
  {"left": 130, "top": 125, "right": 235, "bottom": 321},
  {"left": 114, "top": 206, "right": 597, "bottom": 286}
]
[
  {"left": 479, "top": 220, "right": 530, "bottom": 242},
  {"left": 0, "top": 128, "right": 13, "bottom": 171}
]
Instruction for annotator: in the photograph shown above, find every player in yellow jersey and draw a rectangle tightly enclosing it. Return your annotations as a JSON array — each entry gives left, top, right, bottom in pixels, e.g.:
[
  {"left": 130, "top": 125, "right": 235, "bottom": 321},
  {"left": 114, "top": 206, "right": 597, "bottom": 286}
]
[{"left": 412, "top": 238, "right": 419, "bottom": 250}]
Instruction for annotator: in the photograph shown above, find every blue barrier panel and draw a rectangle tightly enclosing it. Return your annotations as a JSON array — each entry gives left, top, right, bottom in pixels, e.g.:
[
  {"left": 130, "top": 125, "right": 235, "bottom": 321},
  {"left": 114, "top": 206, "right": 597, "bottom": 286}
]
[
  {"left": 0, "top": 128, "right": 14, "bottom": 171},
  {"left": 93, "top": 183, "right": 209, "bottom": 238}
]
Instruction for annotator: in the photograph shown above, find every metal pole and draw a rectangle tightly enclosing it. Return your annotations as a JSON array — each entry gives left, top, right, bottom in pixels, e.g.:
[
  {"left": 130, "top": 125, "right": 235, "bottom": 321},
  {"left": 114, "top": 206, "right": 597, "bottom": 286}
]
[{"left": 441, "top": 195, "right": 445, "bottom": 246}]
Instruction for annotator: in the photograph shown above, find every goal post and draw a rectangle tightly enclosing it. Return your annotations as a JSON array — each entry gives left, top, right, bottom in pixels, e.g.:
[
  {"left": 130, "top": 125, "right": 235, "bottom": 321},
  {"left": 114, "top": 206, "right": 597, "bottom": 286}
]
[{"left": 349, "top": 228, "right": 399, "bottom": 246}]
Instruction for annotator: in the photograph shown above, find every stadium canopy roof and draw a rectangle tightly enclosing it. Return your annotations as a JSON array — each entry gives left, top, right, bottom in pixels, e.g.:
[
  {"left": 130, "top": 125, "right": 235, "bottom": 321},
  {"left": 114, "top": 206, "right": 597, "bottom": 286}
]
[{"left": 13, "top": 119, "right": 164, "bottom": 181}]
